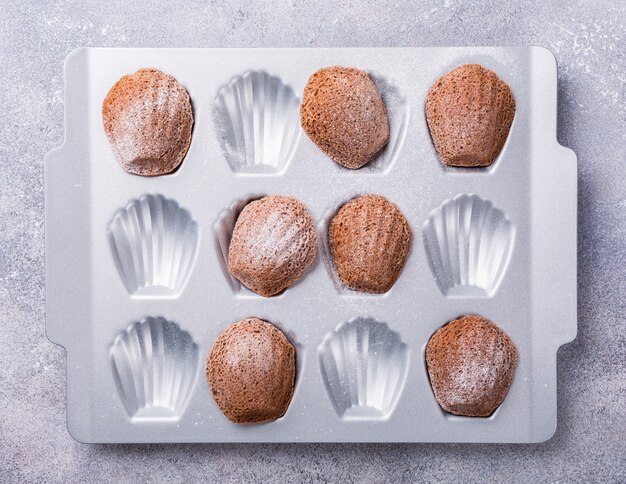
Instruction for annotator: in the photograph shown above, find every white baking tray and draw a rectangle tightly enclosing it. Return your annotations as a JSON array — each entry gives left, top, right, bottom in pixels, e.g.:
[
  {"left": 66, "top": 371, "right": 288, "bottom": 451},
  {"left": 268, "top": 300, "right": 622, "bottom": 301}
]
[{"left": 45, "top": 47, "right": 577, "bottom": 443}]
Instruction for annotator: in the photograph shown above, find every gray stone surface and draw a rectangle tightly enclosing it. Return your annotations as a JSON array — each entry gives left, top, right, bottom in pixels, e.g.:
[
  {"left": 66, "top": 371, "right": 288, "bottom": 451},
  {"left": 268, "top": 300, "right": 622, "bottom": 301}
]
[{"left": 0, "top": 0, "right": 624, "bottom": 482}]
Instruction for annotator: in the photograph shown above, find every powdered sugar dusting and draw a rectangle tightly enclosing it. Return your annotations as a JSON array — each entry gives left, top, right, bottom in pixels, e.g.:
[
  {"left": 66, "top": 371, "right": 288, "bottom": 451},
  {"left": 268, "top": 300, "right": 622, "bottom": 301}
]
[
  {"left": 103, "top": 68, "right": 193, "bottom": 176},
  {"left": 426, "top": 315, "right": 518, "bottom": 416},
  {"left": 226, "top": 196, "right": 317, "bottom": 297}
]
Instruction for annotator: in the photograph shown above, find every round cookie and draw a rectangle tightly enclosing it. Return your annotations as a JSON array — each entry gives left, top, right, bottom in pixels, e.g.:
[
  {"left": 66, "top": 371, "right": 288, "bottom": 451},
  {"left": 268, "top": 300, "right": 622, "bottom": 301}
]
[
  {"left": 300, "top": 66, "right": 389, "bottom": 169},
  {"left": 228, "top": 196, "right": 317, "bottom": 297},
  {"left": 102, "top": 68, "right": 194, "bottom": 176},
  {"left": 425, "top": 63, "right": 515, "bottom": 167},
  {"left": 329, "top": 194, "right": 411, "bottom": 293},
  {"left": 425, "top": 314, "right": 518, "bottom": 417},
  {"left": 206, "top": 318, "right": 296, "bottom": 424}
]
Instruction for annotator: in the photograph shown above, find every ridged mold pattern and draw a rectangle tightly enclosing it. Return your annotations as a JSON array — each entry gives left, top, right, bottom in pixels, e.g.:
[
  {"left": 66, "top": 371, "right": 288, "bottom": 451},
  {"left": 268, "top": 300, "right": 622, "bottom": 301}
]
[
  {"left": 213, "top": 71, "right": 301, "bottom": 174},
  {"left": 212, "top": 195, "right": 263, "bottom": 293},
  {"left": 365, "top": 72, "right": 410, "bottom": 172},
  {"left": 110, "top": 317, "right": 199, "bottom": 421},
  {"left": 318, "top": 209, "right": 353, "bottom": 295},
  {"left": 318, "top": 318, "right": 409, "bottom": 420},
  {"left": 422, "top": 194, "right": 515, "bottom": 297},
  {"left": 108, "top": 194, "right": 199, "bottom": 297}
]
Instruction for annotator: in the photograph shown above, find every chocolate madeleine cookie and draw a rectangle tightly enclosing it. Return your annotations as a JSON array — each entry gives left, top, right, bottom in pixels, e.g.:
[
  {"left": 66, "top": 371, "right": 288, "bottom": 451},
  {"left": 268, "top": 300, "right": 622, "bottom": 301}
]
[
  {"left": 206, "top": 318, "right": 296, "bottom": 424},
  {"left": 102, "top": 68, "right": 194, "bottom": 176},
  {"left": 329, "top": 194, "right": 411, "bottom": 293},
  {"left": 228, "top": 196, "right": 317, "bottom": 297},
  {"left": 425, "top": 64, "right": 515, "bottom": 167},
  {"left": 425, "top": 314, "right": 518, "bottom": 417},
  {"left": 301, "top": 66, "right": 389, "bottom": 169}
]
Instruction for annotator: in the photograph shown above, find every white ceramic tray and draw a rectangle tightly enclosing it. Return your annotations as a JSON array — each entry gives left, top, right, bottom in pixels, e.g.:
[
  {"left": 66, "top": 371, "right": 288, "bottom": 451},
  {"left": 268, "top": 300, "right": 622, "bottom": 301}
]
[{"left": 45, "top": 47, "right": 577, "bottom": 443}]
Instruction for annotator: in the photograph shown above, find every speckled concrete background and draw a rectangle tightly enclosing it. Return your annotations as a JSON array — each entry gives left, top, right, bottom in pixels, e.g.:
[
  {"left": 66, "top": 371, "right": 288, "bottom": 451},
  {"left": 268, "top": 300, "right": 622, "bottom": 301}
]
[{"left": 1, "top": 1, "right": 624, "bottom": 482}]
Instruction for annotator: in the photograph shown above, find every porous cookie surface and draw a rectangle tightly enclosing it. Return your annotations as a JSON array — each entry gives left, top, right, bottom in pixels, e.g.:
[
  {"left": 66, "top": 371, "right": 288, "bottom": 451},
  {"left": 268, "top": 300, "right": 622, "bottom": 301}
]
[
  {"left": 206, "top": 318, "right": 296, "bottom": 424},
  {"left": 300, "top": 66, "right": 389, "bottom": 169},
  {"left": 425, "top": 64, "right": 515, "bottom": 167},
  {"left": 329, "top": 194, "right": 411, "bottom": 293},
  {"left": 102, "top": 68, "right": 193, "bottom": 176},
  {"left": 425, "top": 314, "right": 518, "bottom": 417},
  {"left": 228, "top": 195, "right": 317, "bottom": 297}
]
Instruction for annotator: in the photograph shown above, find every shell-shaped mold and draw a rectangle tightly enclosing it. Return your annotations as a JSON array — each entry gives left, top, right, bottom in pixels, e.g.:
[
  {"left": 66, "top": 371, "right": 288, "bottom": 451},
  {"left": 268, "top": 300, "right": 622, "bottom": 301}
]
[
  {"left": 110, "top": 317, "right": 199, "bottom": 421},
  {"left": 108, "top": 194, "right": 199, "bottom": 297},
  {"left": 318, "top": 318, "right": 409, "bottom": 420},
  {"left": 212, "top": 195, "right": 263, "bottom": 294},
  {"left": 213, "top": 71, "right": 301, "bottom": 174},
  {"left": 367, "top": 72, "right": 410, "bottom": 172},
  {"left": 422, "top": 194, "right": 515, "bottom": 297}
]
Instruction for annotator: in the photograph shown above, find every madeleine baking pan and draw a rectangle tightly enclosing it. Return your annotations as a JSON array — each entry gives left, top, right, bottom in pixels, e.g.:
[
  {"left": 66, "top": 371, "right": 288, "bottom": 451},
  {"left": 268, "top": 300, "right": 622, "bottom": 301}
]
[{"left": 45, "top": 47, "right": 577, "bottom": 443}]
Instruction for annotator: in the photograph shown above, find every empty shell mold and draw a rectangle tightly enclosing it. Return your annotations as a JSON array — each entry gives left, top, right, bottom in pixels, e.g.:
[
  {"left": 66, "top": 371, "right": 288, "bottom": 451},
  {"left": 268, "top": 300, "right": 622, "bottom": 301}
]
[
  {"left": 319, "top": 318, "right": 409, "bottom": 420},
  {"left": 422, "top": 194, "right": 515, "bottom": 297},
  {"left": 108, "top": 194, "right": 199, "bottom": 297},
  {"left": 213, "top": 71, "right": 301, "bottom": 174},
  {"left": 110, "top": 317, "right": 199, "bottom": 421},
  {"left": 45, "top": 48, "right": 577, "bottom": 443}
]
